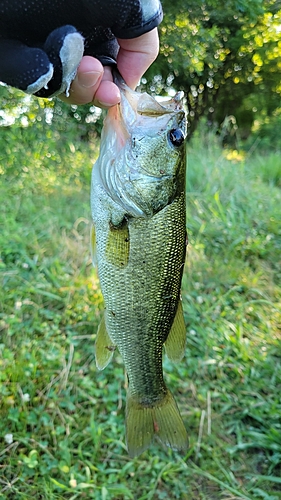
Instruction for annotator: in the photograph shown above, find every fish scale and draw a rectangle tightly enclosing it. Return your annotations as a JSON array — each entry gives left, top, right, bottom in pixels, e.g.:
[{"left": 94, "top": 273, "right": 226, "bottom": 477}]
[
  {"left": 91, "top": 72, "right": 188, "bottom": 457},
  {"left": 99, "top": 196, "right": 185, "bottom": 395}
]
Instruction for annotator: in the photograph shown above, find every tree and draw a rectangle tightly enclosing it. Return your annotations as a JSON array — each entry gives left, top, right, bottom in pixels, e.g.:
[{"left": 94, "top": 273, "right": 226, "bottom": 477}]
[{"left": 145, "top": 0, "right": 281, "bottom": 139}]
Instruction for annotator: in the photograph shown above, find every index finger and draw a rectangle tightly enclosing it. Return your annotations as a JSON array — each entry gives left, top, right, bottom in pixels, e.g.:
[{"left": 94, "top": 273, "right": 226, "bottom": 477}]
[{"left": 59, "top": 56, "right": 120, "bottom": 107}]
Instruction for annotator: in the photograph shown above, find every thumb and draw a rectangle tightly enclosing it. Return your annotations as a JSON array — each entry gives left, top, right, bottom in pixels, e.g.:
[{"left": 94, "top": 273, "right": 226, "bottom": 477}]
[{"left": 117, "top": 28, "right": 159, "bottom": 89}]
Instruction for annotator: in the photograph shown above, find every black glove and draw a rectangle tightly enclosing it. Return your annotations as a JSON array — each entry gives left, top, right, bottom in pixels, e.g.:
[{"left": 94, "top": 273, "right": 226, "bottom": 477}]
[{"left": 0, "top": 0, "right": 163, "bottom": 98}]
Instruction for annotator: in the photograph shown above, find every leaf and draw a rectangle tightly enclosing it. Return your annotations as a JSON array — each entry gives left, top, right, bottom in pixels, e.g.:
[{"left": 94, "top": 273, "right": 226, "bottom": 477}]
[
  {"left": 252, "top": 488, "right": 278, "bottom": 500},
  {"left": 249, "top": 475, "right": 281, "bottom": 484},
  {"left": 107, "top": 485, "right": 134, "bottom": 499},
  {"left": 49, "top": 478, "right": 69, "bottom": 490}
]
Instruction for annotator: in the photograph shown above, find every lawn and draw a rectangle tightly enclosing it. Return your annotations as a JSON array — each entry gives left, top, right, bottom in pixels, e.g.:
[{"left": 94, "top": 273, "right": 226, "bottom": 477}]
[{"left": 0, "top": 116, "right": 280, "bottom": 499}]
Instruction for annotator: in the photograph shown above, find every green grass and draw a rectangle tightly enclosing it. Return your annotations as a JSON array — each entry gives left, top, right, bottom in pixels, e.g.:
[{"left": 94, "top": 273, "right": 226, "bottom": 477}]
[{"left": 0, "top": 118, "right": 280, "bottom": 499}]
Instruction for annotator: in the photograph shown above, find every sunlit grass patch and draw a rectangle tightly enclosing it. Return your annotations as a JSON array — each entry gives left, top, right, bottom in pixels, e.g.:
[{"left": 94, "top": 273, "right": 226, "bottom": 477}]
[{"left": 223, "top": 149, "right": 246, "bottom": 163}]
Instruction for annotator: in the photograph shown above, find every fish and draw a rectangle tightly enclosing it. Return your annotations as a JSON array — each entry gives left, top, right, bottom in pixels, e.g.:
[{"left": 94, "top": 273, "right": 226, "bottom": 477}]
[{"left": 91, "top": 72, "right": 188, "bottom": 458}]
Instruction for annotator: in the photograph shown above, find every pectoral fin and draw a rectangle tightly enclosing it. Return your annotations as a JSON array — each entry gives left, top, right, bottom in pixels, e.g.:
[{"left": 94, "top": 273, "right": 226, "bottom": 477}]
[
  {"left": 90, "top": 224, "right": 97, "bottom": 265},
  {"left": 95, "top": 315, "right": 116, "bottom": 370},
  {"left": 105, "top": 218, "right": 130, "bottom": 268},
  {"left": 165, "top": 300, "right": 186, "bottom": 363}
]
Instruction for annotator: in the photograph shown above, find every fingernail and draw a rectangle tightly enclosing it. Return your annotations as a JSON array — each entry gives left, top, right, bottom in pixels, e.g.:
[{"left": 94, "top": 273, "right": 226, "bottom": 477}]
[
  {"left": 98, "top": 92, "right": 121, "bottom": 108},
  {"left": 97, "top": 100, "right": 115, "bottom": 108},
  {"left": 78, "top": 71, "right": 101, "bottom": 88}
]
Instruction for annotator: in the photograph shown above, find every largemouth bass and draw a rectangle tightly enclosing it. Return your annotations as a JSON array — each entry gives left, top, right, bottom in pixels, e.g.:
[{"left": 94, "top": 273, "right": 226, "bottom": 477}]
[{"left": 91, "top": 72, "right": 188, "bottom": 457}]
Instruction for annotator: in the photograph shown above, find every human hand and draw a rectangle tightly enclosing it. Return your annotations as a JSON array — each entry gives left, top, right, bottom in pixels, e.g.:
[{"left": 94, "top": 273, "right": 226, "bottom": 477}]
[{"left": 60, "top": 28, "right": 159, "bottom": 108}]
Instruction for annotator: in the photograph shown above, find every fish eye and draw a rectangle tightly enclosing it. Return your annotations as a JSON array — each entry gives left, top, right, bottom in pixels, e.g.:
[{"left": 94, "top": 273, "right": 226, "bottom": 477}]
[{"left": 168, "top": 128, "right": 185, "bottom": 147}]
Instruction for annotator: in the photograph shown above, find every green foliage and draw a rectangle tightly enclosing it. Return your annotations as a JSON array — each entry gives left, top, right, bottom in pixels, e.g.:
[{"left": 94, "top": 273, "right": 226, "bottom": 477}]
[
  {"left": 144, "top": 0, "right": 281, "bottom": 139},
  {"left": 0, "top": 121, "right": 280, "bottom": 498},
  {"left": 245, "top": 110, "right": 281, "bottom": 152},
  {"left": 1, "top": 0, "right": 281, "bottom": 140},
  {"left": 0, "top": 84, "right": 104, "bottom": 142}
]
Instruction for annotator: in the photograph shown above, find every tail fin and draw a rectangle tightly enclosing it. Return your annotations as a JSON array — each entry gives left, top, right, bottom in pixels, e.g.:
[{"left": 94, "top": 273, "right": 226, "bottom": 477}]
[{"left": 125, "top": 389, "right": 188, "bottom": 458}]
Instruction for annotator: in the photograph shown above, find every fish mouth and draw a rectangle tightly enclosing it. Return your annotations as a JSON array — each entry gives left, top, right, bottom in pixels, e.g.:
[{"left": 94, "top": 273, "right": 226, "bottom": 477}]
[{"left": 113, "top": 69, "right": 186, "bottom": 122}]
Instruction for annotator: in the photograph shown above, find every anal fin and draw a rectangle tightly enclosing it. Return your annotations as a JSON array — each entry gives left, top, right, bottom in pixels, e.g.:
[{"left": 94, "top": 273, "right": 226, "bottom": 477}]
[
  {"left": 165, "top": 299, "right": 186, "bottom": 363},
  {"left": 95, "top": 315, "right": 116, "bottom": 370}
]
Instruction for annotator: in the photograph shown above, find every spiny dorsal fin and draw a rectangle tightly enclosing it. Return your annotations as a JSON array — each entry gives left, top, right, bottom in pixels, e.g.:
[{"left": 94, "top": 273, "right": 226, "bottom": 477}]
[
  {"left": 95, "top": 315, "right": 116, "bottom": 370},
  {"left": 165, "top": 299, "right": 186, "bottom": 363}
]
